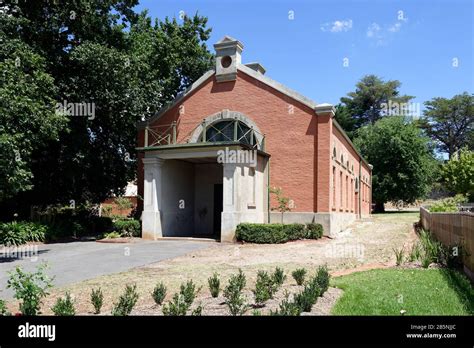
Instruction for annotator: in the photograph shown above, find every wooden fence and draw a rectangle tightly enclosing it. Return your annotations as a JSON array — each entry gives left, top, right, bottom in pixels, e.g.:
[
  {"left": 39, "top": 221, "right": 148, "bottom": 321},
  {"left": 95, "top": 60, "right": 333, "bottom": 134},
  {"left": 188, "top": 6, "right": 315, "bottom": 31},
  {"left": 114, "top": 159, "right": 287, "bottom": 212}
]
[{"left": 420, "top": 206, "right": 474, "bottom": 279}]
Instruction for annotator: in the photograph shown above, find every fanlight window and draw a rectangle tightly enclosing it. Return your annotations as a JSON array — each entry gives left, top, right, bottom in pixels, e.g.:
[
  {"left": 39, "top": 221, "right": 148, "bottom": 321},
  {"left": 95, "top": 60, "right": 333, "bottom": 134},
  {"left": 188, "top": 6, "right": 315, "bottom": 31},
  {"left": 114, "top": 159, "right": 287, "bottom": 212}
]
[{"left": 205, "top": 120, "right": 252, "bottom": 145}]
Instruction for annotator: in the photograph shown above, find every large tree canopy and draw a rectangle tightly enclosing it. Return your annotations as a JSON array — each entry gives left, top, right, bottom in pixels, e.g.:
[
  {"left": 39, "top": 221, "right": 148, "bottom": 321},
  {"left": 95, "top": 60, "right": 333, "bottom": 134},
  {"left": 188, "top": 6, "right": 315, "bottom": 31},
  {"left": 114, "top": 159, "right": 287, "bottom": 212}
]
[
  {"left": 0, "top": 18, "right": 68, "bottom": 201},
  {"left": 335, "top": 75, "right": 414, "bottom": 138},
  {"left": 441, "top": 149, "right": 474, "bottom": 200},
  {"left": 354, "top": 117, "right": 436, "bottom": 212},
  {"left": 0, "top": 1, "right": 213, "bottom": 213},
  {"left": 419, "top": 92, "right": 474, "bottom": 159}
]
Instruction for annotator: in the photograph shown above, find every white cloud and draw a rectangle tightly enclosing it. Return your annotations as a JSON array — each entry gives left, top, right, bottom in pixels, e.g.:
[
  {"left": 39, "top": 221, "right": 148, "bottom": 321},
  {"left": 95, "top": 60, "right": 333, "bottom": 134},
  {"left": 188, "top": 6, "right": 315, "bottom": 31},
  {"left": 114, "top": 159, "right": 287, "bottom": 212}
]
[
  {"left": 366, "top": 23, "right": 381, "bottom": 38},
  {"left": 321, "top": 19, "right": 353, "bottom": 33},
  {"left": 388, "top": 22, "right": 402, "bottom": 32}
]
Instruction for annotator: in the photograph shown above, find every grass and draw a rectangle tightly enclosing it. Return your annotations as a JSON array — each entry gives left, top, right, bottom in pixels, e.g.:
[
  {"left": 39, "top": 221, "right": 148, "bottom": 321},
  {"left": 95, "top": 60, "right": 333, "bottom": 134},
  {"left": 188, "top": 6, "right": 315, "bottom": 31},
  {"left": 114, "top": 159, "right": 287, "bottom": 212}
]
[{"left": 331, "top": 268, "right": 474, "bottom": 315}]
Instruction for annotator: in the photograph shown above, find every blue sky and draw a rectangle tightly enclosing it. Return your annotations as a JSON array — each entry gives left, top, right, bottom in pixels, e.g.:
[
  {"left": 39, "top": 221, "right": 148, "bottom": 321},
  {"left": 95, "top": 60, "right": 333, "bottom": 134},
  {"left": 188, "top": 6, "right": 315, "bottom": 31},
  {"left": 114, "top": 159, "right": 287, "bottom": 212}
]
[{"left": 135, "top": 0, "right": 473, "bottom": 108}]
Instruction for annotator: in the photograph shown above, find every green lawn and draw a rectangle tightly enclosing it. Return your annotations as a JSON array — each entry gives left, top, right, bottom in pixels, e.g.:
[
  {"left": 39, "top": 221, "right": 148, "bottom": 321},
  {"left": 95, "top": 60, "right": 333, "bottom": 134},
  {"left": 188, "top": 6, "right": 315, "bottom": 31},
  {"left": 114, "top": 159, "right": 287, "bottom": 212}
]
[{"left": 331, "top": 268, "right": 474, "bottom": 315}]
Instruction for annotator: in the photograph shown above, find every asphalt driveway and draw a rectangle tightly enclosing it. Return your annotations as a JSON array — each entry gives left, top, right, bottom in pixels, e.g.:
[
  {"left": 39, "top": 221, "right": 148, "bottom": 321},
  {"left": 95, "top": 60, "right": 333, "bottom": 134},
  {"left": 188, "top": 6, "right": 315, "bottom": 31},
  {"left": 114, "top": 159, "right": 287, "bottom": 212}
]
[{"left": 0, "top": 239, "right": 212, "bottom": 298}]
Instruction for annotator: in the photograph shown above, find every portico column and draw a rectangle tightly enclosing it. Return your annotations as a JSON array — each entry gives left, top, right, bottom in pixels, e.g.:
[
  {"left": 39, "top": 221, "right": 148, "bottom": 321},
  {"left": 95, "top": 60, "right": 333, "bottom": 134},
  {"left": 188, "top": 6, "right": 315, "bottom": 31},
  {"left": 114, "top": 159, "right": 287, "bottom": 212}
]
[
  {"left": 221, "top": 162, "right": 238, "bottom": 242},
  {"left": 141, "top": 157, "right": 165, "bottom": 240}
]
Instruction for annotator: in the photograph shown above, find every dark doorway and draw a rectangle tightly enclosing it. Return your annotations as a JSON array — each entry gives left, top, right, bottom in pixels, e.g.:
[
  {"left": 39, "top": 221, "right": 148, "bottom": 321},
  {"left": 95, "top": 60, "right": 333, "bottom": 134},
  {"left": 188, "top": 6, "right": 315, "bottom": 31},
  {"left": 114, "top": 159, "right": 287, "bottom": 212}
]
[{"left": 213, "top": 184, "right": 223, "bottom": 239}]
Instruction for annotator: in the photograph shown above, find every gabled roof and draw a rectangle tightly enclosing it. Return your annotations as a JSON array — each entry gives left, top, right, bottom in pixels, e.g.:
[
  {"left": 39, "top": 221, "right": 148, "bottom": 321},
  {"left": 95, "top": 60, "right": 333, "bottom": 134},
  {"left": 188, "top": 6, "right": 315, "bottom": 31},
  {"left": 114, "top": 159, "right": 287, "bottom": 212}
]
[
  {"left": 138, "top": 64, "right": 322, "bottom": 129},
  {"left": 136, "top": 62, "right": 371, "bottom": 169}
]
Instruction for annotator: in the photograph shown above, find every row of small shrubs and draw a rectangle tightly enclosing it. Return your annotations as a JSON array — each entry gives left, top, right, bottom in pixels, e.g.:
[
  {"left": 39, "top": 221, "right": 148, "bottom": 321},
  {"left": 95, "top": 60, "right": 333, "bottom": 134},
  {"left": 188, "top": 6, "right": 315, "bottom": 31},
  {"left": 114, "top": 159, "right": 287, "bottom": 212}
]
[
  {"left": 272, "top": 265, "right": 330, "bottom": 315},
  {"left": 235, "top": 222, "right": 323, "bottom": 244},
  {"left": 2, "top": 263, "right": 329, "bottom": 316}
]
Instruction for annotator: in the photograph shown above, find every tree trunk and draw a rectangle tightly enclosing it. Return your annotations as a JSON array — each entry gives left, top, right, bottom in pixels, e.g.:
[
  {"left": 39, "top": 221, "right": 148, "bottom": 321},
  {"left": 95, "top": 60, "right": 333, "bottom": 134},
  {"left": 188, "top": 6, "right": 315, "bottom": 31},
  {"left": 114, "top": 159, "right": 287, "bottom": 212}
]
[{"left": 374, "top": 201, "right": 385, "bottom": 213}]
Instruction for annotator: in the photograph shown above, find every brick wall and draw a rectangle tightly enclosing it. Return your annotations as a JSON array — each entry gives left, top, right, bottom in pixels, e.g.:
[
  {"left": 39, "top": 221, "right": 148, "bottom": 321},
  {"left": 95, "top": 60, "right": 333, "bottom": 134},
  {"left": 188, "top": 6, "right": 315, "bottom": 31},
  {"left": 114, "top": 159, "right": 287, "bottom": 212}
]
[{"left": 138, "top": 70, "right": 371, "bottom": 215}]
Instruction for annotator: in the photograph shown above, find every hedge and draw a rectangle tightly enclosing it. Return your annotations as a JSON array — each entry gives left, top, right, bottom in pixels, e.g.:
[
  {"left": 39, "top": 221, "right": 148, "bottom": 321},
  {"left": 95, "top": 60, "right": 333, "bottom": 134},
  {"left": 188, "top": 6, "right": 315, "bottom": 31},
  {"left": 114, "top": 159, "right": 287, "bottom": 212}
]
[
  {"left": 235, "top": 222, "right": 323, "bottom": 244},
  {"left": 306, "top": 223, "right": 324, "bottom": 239},
  {"left": 113, "top": 218, "right": 141, "bottom": 237}
]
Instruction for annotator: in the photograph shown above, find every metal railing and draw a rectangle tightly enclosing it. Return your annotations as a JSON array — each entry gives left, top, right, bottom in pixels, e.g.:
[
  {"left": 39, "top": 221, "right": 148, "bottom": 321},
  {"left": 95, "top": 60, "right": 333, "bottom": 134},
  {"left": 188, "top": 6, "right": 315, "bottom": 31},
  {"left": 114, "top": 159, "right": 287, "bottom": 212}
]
[{"left": 144, "top": 120, "right": 265, "bottom": 150}]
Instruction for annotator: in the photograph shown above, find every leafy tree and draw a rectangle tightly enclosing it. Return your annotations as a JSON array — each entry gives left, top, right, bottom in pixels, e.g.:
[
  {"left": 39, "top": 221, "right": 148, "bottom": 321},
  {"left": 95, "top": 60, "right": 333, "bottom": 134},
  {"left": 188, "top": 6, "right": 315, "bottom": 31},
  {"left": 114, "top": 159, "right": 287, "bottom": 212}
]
[
  {"left": 419, "top": 92, "right": 474, "bottom": 159},
  {"left": 270, "top": 187, "right": 292, "bottom": 223},
  {"left": 441, "top": 149, "right": 474, "bottom": 200},
  {"left": 0, "top": 31, "right": 67, "bottom": 201},
  {"left": 338, "top": 75, "right": 414, "bottom": 137},
  {"left": 334, "top": 104, "right": 357, "bottom": 139},
  {"left": 0, "top": 2, "right": 213, "bottom": 211},
  {"left": 354, "top": 117, "right": 436, "bottom": 212}
]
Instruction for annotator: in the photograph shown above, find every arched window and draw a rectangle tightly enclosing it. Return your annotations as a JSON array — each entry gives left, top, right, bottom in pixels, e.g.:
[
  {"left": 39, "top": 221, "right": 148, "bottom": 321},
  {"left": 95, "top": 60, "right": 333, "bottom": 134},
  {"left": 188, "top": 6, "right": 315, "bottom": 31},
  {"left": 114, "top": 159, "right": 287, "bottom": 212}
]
[
  {"left": 340, "top": 154, "right": 344, "bottom": 164},
  {"left": 333, "top": 147, "right": 337, "bottom": 159},
  {"left": 205, "top": 120, "right": 252, "bottom": 145},
  {"left": 355, "top": 177, "right": 359, "bottom": 191}
]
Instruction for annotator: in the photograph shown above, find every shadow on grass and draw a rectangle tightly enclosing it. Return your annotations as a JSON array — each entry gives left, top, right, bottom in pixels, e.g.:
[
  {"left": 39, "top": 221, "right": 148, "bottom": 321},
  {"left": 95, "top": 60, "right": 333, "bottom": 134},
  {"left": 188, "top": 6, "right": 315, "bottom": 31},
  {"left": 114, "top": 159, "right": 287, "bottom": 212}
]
[{"left": 440, "top": 268, "right": 474, "bottom": 315}]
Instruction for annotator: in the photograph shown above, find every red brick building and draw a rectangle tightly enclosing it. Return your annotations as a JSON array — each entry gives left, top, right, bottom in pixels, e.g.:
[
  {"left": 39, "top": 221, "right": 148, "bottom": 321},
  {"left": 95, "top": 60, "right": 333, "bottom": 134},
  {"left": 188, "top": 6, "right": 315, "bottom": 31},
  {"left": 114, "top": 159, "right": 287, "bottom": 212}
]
[{"left": 137, "top": 36, "right": 372, "bottom": 241}]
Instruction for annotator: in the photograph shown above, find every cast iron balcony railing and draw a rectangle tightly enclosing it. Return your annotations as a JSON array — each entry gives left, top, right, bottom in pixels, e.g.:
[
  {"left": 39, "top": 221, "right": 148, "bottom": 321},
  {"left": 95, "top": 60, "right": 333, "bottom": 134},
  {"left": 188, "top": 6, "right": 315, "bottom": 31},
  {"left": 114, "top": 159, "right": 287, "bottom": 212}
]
[{"left": 144, "top": 120, "right": 265, "bottom": 151}]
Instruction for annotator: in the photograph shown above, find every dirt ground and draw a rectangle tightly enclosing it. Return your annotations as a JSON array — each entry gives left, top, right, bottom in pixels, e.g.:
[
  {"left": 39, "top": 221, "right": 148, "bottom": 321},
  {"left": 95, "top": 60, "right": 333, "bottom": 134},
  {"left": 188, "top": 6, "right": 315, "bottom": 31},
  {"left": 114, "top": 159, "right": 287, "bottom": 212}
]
[{"left": 7, "top": 212, "right": 419, "bottom": 315}]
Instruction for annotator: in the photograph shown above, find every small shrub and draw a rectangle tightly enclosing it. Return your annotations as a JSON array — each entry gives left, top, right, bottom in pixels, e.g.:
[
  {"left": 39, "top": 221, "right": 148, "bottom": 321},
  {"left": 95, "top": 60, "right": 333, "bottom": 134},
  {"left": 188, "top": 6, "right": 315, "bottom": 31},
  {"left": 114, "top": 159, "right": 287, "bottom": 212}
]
[
  {"left": 393, "top": 247, "right": 405, "bottom": 266},
  {"left": 192, "top": 304, "right": 203, "bottom": 316},
  {"left": 152, "top": 282, "right": 167, "bottom": 305},
  {"left": 0, "top": 299, "right": 11, "bottom": 316},
  {"left": 224, "top": 271, "right": 249, "bottom": 316},
  {"left": 306, "top": 223, "right": 323, "bottom": 239},
  {"left": 101, "top": 205, "right": 113, "bottom": 217},
  {"left": 253, "top": 271, "right": 275, "bottom": 306},
  {"left": 103, "top": 231, "right": 121, "bottom": 239},
  {"left": 234, "top": 269, "right": 246, "bottom": 291},
  {"left": 180, "top": 280, "right": 199, "bottom": 308},
  {"left": 0, "top": 222, "right": 26, "bottom": 246},
  {"left": 294, "top": 283, "right": 319, "bottom": 312},
  {"left": 420, "top": 250, "right": 432, "bottom": 268},
  {"left": 292, "top": 268, "right": 307, "bottom": 286},
  {"left": 252, "top": 309, "right": 262, "bottom": 316},
  {"left": 270, "top": 291, "right": 301, "bottom": 316},
  {"left": 162, "top": 293, "right": 187, "bottom": 316},
  {"left": 51, "top": 292, "right": 75, "bottom": 316},
  {"left": 114, "top": 197, "right": 134, "bottom": 213},
  {"left": 113, "top": 218, "right": 141, "bottom": 237},
  {"left": 90, "top": 288, "right": 103, "bottom": 314},
  {"left": 314, "top": 265, "right": 330, "bottom": 295},
  {"left": 272, "top": 267, "right": 286, "bottom": 288},
  {"left": 208, "top": 273, "right": 220, "bottom": 298},
  {"left": 408, "top": 242, "right": 422, "bottom": 262},
  {"left": 0, "top": 221, "right": 48, "bottom": 246},
  {"left": 112, "top": 284, "right": 139, "bottom": 316},
  {"left": 7, "top": 263, "right": 53, "bottom": 315},
  {"left": 419, "top": 230, "right": 443, "bottom": 264},
  {"left": 429, "top": 195, "right": 467, "bottom": 212}
]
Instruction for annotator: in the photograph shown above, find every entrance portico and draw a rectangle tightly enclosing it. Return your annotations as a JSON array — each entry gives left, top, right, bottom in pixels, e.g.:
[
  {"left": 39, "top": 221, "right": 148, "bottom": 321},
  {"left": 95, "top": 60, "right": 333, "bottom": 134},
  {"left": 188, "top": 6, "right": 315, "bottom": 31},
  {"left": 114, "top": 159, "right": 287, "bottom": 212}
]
[{"left": 141, "top": 143, "right": 269, "bottom": 242}]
